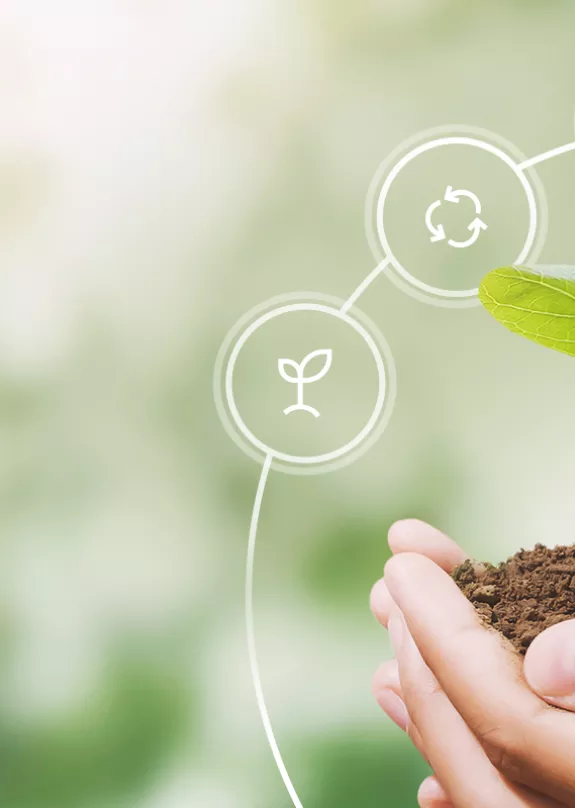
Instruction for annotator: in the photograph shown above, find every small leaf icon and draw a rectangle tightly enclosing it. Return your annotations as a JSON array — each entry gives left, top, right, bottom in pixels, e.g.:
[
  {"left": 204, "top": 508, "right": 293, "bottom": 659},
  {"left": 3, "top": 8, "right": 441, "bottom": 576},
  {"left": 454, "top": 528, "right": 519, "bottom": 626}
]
[
  {"left": 299, "top": 349, "right": 333, "bottom": 383},
  {"left": 278, "top": 358, "right": 301, "bottom": 383}
]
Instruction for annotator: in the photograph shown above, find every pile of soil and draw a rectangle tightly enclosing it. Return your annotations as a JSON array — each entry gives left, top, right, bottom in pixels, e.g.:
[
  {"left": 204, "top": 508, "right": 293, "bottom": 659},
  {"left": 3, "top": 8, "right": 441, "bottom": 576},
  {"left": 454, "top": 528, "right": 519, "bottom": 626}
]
[{"left": 452, "top": 544, "right": 575, "bottom": 654}]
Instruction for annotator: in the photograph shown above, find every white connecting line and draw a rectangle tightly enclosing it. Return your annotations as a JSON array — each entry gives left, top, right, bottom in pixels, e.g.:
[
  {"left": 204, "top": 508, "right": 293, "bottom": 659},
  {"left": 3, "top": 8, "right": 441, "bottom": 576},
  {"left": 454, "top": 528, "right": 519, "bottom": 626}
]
[
  {"left": 340, "top": 139, "right": 575, "bottom": 313},
  {"left": 246, "top": 454, "right": 304, "bottom": 808},
  {"left": 338, "top": 140, "right": 575, "bottom": 315},
  {"left": 246, "top": 257, "right": 391, "bottom": 808},
  {"left": 244, "top": 136, "right": 575, "bottom": 808},
  {"left": 340, "top": 256, "right": 391, "bottom": 314},
  {"left": 518, "top": 141, "right": 575, "bottom": 170}
]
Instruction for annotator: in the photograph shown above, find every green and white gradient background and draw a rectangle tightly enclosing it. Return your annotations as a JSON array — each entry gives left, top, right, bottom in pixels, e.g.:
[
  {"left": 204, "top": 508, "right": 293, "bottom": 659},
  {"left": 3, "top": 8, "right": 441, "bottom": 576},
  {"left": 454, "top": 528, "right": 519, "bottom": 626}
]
[{"left": 1, "top": 2, "right": 575, "bottom": 806}]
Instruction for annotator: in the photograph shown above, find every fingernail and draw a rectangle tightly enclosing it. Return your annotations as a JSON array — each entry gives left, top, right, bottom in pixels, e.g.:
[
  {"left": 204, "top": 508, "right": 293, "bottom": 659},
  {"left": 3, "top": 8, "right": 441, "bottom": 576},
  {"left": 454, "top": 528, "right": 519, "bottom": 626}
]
[
  {"left": 388, "top": 616, "right": 404, "bottom": 656},
  {"left": 524, "top": 621, "right": 575, "bottom": 708},
  {"left": 418, "top": 776, "right": 449, "bottom": 803},
  {"left": 370, "top": 579, "right": 393, "bottom": 624},
  {"left": 375, "top": 688, "right": 409, "bottom": 732}
]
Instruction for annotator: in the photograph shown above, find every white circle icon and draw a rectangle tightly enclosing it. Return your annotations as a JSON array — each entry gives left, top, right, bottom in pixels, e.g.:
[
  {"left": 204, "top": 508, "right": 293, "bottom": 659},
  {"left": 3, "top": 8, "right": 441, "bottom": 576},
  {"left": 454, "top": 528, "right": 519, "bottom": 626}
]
[
  {"left": 366, "top": 125, "right": 549, "bottom": 307},
  {"left": 213, "top": 293, "right": 397, "bottom": 475},
  {"left": 213, "top": 120, "right": 575, "bottom": 808}
]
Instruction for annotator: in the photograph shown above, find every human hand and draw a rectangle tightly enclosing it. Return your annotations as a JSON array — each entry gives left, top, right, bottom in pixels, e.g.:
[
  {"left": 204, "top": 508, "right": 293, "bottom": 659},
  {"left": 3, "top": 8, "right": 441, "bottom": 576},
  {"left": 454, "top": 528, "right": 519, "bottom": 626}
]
[{"left": 370, "top": 520, "right": 575, "bottom": 808}]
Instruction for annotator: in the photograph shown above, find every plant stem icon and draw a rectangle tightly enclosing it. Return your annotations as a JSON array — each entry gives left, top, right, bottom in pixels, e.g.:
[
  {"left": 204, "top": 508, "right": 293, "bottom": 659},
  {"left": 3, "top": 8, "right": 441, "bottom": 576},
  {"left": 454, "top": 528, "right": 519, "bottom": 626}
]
[{"left": 278, "top": 349, "right": 333, "bottom": 418}]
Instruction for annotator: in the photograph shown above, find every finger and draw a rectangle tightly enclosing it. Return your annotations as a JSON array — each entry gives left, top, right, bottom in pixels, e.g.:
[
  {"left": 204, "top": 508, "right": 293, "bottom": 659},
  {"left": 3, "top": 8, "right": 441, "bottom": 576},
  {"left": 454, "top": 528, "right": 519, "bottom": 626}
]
[
  {"left": 386, "top": 553, "right": 575, "bottom": 805},
  {"left": 388, "top": 519, "right": 469, "bottom": 572},
  {"left": 391, "top": 614, "right": 566, "bottom": 808},
  {"left": 370, "top": 578, "right": 394, "bottom": 627},
  {"left": 389, "top": 614, "right": 535, "bottom": 808},
  {"left": 372, "top": 659, "right": 408, "bottom": 731},
  {"left": 418, "top": 777, "right": 452, "bottom": 808},
  {"left": 525, "top": 620, "right": 575, "bottom": 711},
  {"left": 372, "top": 658, "right": 426, "bottom": 753},
  {"left": 372, "top": 658, "right": 401, "bottom": 699},
  {"left": 372, "top": 521, "right": 467, "bottom": 628},
  {"left": 372, "top": 520, "right": 468, "bottom": 627}
]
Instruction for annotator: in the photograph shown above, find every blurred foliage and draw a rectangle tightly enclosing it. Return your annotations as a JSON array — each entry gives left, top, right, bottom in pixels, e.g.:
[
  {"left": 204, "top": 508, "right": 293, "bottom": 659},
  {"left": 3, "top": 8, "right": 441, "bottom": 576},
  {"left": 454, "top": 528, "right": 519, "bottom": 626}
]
[
  {"left": 289, "top": 728, "right": 430, "bottom": 808},
  {"left": 2, "top": 1, "right": 575, "bottom": 807},
  {"left": 0, "top": 658, "right": 191, "bottom": 808},
  {"left": 302, "top": 447, "right": 464, "bottom": 609}
]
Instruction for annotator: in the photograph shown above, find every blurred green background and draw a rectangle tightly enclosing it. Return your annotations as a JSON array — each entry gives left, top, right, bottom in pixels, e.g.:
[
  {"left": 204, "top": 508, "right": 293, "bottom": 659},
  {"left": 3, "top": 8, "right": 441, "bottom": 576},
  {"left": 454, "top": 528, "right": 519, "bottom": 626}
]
[{"left": 2, "top": 1, "right": 575, "bottom": 806}]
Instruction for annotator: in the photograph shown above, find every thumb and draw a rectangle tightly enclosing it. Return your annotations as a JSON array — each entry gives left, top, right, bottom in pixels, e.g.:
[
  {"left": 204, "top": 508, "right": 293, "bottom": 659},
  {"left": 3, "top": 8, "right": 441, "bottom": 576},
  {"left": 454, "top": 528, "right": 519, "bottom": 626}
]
[{"left": 524, "top": 619, "right": 575, "bottom": 710}]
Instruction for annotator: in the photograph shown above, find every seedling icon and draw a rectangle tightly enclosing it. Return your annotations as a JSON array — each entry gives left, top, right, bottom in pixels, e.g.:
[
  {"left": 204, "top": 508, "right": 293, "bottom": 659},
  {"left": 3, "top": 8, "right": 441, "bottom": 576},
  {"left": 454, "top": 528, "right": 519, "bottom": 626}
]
[{"left": 278, "top": 349, "right": 333, "bottom": 418}]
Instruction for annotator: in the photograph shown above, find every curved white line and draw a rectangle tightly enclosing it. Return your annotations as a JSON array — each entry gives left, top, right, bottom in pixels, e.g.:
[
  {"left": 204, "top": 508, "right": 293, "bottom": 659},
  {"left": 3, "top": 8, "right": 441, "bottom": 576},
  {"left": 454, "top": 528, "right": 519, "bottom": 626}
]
[
  {"left": 246, "top": 453, "right": 304, "bottom": 808},
  {"left": 518, "top": 142, "right": 575, "bottom": 170}
]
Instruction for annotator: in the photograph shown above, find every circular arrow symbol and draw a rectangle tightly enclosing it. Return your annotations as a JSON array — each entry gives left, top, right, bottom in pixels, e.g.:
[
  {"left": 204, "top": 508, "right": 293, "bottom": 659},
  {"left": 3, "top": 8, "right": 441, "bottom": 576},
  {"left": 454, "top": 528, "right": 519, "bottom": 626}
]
[
  {"left": 444, "top": 185, "right": 482, "bottom": 213},
  {"left": 448, "top": 217, "right": 488, "bottom": 249},
  {"left": 425, "top": 200, "right": 446, "bottom": 243},
  {"left": 425, "top": 185, "right": 488, "bottom": 249}
]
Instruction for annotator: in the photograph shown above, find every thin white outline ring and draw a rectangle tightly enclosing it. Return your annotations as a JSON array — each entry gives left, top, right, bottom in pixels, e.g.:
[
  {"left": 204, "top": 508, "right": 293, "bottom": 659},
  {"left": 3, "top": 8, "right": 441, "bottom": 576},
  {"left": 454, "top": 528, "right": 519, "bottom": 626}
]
[
  {"left": 213, "top": 292, "right": 397, "bottom": 476},
  {"left": 365, "top": 125, "right": 549, "bottom": 308}
]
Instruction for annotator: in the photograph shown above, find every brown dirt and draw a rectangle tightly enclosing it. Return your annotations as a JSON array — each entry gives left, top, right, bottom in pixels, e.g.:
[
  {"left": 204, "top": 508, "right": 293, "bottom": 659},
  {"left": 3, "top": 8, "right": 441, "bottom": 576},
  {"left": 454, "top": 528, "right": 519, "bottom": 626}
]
[{"left": 452, "top": 544, "right": 575, "bottom": 654}]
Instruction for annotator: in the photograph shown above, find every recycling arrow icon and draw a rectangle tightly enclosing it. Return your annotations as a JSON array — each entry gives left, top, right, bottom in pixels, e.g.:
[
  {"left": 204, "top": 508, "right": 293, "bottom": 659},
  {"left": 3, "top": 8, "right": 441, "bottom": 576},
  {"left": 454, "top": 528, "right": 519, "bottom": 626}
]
[{"left": 425, "top": 186, "right": 488, "bottom": 249}]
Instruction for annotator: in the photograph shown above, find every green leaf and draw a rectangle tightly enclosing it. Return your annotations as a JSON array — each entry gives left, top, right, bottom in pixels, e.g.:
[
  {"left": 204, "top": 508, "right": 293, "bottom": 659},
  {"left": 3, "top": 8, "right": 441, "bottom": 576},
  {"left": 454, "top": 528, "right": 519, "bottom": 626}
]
[{"left": 479, "top": 266, "right": 575, "bottom": 358}]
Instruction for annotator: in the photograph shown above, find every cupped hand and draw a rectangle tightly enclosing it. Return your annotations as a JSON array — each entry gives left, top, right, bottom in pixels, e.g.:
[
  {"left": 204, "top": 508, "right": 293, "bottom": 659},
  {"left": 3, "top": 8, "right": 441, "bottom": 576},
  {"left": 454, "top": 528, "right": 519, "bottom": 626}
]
[{"left": 371, "top": 520, "right": 575, "bottom": 808}]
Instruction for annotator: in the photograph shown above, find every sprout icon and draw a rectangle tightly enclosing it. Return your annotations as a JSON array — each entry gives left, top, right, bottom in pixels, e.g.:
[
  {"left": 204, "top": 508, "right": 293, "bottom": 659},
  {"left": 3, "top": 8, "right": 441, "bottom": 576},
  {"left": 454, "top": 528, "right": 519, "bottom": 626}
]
[{"left": 278, "top": 349, "right": 333, "bottom": 418}]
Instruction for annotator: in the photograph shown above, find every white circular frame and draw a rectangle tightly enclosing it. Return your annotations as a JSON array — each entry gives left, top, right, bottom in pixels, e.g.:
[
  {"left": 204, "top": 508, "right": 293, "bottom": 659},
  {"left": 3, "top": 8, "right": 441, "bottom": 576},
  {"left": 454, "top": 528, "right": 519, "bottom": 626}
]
[
  {"left": 366, "top": 125, "right": 549, "bottom": 307},
  {"left": 215, "top": 123, "right": 565, "bottom": 808},
  {"left": 213, "top": 292, "right": 397, "bottom": 475}
]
